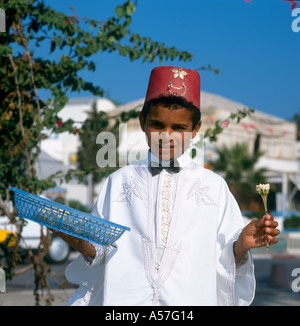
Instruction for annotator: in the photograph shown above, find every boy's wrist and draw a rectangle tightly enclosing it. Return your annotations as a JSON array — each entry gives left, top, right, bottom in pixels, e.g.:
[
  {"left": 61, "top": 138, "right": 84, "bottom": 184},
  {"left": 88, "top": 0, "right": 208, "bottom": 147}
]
[
  {"left": 233, "top": 237, "right": 248, "bottom": 264},
  {"left": 76, "top": 239, "right": 96, "bottom": 258}
]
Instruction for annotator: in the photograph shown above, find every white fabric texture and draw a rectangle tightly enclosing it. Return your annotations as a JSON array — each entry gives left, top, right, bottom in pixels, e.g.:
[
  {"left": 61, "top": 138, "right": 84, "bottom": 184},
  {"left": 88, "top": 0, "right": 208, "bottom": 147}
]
[{"left": 65, "top": 152, "right": 255, "bottom": 306}]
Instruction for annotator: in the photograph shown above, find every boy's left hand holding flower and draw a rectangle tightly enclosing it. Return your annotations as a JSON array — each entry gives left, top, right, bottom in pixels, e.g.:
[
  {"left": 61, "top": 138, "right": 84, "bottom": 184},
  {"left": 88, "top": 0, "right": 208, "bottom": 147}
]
[{"left": 234, "top": 214, "right": 280, "bottom": 263}]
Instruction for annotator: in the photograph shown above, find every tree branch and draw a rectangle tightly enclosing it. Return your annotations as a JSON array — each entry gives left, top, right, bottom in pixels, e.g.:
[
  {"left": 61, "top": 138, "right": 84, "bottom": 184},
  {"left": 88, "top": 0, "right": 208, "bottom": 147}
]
[
  {"left": 8, "top": 53, "right": 33, "bottom": 179},
  {"left": 16, "top": 21, "right": 43, "bottom": 127}
]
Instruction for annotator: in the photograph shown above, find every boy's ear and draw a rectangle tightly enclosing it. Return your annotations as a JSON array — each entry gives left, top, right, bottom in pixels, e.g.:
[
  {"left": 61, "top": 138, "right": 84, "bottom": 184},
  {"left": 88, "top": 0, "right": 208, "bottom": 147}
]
[
  {"left": 192, "top": 121, "right": 201, "bottom": 138},
  {"left": 139, "top": 112, "right": 146, "bottom": 132}
]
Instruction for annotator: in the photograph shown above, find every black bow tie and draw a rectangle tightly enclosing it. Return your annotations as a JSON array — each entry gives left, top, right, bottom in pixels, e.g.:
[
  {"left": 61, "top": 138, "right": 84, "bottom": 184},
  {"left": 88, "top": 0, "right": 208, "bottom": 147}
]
[{"left": 149, "top": 160, "right": 181, "bottom": 176}]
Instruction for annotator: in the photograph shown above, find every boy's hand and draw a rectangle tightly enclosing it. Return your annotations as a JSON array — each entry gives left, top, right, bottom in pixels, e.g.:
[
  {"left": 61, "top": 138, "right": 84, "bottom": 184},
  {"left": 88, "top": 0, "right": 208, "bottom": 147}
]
[
  {"left": 49, "top": 228, "right": 96, "bottom": 258},
  {"left": 234, "top": 214, "right": 280, "bottom": 263}
]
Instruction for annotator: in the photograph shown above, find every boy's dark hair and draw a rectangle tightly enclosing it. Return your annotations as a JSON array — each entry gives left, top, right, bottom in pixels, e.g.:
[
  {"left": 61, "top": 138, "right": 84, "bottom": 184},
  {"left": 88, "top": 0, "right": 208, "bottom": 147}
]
[{"left": 141, "top": 95, "right": 201, "bottom": 129}]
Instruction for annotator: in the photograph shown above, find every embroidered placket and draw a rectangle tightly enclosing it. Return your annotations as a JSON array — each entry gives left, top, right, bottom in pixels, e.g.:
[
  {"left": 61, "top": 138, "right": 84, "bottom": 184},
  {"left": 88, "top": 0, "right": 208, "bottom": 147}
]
[
  {"left": 161, "top": 172, "right": 172, "bottom": 247},
  {"left": 143, "top": 163, "right": 197, "bottom": 305}
]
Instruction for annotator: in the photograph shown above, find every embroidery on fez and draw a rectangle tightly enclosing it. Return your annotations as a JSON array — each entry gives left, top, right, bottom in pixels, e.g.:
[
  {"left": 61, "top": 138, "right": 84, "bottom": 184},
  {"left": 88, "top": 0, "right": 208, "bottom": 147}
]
[
  {"left": 161, "top": 173, "right": 172, "bottom": 247},
  {"left": 113, "top": 176, "right": 143, "bottom": 205},
  {"left": 171, "top": 68, "right": 187, "bottom": 79},
  {"left": 167, "top": 68, "right": 187, "bottom": 97},
  {"left": 186, "top": 179, "right": 217, "bottom": 206}
]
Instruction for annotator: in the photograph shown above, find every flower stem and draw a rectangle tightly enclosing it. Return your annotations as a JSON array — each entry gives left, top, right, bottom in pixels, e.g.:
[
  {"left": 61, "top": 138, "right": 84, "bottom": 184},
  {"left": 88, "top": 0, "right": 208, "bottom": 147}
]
[{"left": 261, "top": 195, "right": 269, "bottom": 251}]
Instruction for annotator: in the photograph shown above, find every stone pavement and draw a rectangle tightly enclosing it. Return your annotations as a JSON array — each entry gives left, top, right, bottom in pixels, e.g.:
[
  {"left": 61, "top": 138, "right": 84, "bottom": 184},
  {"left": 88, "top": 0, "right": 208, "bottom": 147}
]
[
  {"left": 252, "top": 289, "right": 300, "bottom": 306},
  {"left": 251, "top": 251, "right": 300, "bottom": 306}
]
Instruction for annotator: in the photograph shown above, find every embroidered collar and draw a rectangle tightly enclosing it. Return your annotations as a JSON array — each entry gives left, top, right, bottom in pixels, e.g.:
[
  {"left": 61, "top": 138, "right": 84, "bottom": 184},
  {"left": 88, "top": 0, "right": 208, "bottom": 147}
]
[{"left": 147, "top": 150, "right": 191, "bottom": 169}]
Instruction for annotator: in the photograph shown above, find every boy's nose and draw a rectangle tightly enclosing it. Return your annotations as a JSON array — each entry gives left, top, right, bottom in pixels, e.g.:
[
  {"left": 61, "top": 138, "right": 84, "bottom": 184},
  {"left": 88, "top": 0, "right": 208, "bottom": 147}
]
[
  {"left": 160, "top": 127, "right": 173, "bottom": 136},
  {"left": 158, "top": 130, "right": 177, "bottom": 145}
]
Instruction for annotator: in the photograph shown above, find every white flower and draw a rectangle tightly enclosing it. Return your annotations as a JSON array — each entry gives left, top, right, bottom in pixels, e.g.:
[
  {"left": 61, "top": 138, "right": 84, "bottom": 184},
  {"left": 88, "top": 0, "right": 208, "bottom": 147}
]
[{"left": 256, "top": 183, "right": 270, "bottom": 195}]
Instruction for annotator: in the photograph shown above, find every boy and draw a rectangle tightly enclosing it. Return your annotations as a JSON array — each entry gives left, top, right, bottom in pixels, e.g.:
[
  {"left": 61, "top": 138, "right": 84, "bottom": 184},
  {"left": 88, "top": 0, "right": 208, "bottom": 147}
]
[{"left": 56, "top": 66, "right": 280, "bottom": 306}]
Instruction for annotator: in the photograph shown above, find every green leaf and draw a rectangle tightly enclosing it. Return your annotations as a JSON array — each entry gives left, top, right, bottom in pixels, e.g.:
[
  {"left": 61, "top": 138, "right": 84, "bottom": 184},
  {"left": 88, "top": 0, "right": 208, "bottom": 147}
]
[
  {"left": 125, "top": 1, "right": 135, "bottom": 15},
  {"left": 55, "top": 35, "right": 62, "bottom": 47},
  {"left": 115, "top": 6, "right": 126, "bottom": 19}
]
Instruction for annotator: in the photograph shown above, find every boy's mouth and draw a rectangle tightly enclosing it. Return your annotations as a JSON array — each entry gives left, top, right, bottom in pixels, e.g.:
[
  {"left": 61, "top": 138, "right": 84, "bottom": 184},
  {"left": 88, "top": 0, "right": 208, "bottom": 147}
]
[
  {"left": 159, "top": 145, "right": 174, "bottom": 151},
  {"left": 158, "top": 140, "right": 174, "bottom": 148}
]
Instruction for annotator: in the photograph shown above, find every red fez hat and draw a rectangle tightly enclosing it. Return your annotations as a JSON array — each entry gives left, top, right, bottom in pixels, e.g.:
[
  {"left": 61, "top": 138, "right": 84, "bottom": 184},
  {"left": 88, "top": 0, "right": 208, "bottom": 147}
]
[{"left": 145, "top": 66, "right": 200, "bottom": 110}]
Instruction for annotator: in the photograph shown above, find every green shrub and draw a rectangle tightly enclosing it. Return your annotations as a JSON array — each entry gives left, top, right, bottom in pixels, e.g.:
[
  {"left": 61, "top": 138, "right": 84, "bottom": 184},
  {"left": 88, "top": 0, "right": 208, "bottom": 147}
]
[
  {"left": 54, "top": 197, "right": 89, "bottom": 213},
  {"left": 283, "top": 215, "right": 300, "bottom": 229}
]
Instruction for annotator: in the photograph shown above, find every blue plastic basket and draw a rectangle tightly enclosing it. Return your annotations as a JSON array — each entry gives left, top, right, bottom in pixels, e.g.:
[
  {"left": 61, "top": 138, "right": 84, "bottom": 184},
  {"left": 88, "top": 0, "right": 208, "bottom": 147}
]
[{"left": 9, "top": 186, "right": 130, "bottom": 246}]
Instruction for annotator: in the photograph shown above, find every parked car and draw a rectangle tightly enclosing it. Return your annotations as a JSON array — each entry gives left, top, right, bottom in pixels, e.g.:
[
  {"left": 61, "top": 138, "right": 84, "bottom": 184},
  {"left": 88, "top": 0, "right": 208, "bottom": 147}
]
[{"left": 0, "top": 215, "right": 71, "bottom": 265}]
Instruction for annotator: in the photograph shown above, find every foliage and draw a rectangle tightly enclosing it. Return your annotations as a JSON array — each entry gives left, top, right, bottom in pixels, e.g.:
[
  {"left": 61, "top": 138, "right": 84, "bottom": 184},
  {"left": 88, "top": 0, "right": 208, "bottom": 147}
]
[
  {"left": 0, "top": 0, "right": 193, "bottom": 195},
  {"left": 283, "top": 215, "right": 300, "bottom": 229},
  {"left": 76, "top": 100, "right": 140, "bottom": 205},
  {"left": 76, "top": 102, "right": 117, "bottom": 184},
  {"left": 204, "top": 107, "right": 254, "bottom": 142},
  {"left": 76, "top": 102, "right": 116, "bottom": 186},
  {"left": 54, "top": 197, "right": 89, "bottom": 213},
  {"left": 210, "top": 142, "right": 268, "bottom": 210},
  {"left": 0, "top": 0, "right": 194, "bottom": 304}
]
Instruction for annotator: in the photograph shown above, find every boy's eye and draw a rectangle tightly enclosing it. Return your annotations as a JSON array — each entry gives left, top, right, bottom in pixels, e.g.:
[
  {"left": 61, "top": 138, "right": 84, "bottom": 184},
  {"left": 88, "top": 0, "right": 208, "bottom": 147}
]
[
  {"left": 148, "top": 121, "right": 188, "bottom": 131},
  {"left": 174, "top": 125, "right": 187, "bottom": 130},
  {"left": 150, "top": 121, "right": 163, "bottom": 128}
]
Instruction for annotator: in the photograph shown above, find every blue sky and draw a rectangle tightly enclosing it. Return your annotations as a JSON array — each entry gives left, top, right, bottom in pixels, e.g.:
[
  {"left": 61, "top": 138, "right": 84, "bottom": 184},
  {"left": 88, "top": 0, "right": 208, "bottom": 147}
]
[{"left": 46, "top": 0, "right": 300, "bottom": 121}]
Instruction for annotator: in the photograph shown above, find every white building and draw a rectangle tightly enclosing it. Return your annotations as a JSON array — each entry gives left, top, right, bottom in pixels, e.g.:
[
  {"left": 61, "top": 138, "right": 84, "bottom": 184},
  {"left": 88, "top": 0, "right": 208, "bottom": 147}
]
[
  {"left": 39, "top": 97, "right": 116, "bottom": 207},
  {"left": 41, "top": 97, "right": 115, "bottom": 166}
]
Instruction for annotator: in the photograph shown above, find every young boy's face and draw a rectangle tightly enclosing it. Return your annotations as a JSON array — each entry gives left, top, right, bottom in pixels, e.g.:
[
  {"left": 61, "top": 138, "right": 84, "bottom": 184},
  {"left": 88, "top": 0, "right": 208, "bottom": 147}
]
[{"left": 139, "top": 105, "right": 201, "bottom": 161}]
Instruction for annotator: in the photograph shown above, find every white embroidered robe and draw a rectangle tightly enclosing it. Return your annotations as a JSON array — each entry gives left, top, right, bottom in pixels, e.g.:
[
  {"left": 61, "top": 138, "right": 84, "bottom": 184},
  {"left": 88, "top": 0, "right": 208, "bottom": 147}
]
[{"left": 65, "top": 154, "right": 255, "bottom": 306}]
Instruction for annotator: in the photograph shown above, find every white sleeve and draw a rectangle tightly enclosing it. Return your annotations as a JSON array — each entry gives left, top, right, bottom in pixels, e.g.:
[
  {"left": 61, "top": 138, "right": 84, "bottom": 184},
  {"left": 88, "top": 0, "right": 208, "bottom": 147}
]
[
  {"left": 82, "top": 176, "right": 118, "bottom": 267},
  {"left": 216, "top": 181, "right": 256, "bottom": 306},
  {"left": 82, "top": 243, "right": 117, "bottom": 267}
]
